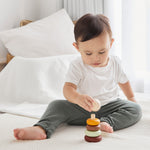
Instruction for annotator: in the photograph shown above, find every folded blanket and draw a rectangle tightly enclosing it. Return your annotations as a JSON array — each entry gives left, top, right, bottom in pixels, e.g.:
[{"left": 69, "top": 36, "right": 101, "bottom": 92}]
[{"left": 0, "top": 54, "right": 79, "bottom": 118}]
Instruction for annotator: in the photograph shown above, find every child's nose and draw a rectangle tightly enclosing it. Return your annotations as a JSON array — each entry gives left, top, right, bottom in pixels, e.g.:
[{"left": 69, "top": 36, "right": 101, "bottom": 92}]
[{"left": 95, "top": 55, "right": 101, "bottom": 61}]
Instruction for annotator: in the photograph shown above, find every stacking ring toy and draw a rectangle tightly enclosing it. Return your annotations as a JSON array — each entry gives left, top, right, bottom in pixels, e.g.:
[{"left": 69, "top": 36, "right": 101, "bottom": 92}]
[
  {"left": 86, "top": 114, "right": 100, "bottom": 126},
  {"left": 85, "top": 130, "right": 101, "bottom": 137},
  {"left": 84, "top": 135, "right": 102, "bottom": 142},
  {"left": 86, "top": 124, "right": 100, "bottom": 131}
]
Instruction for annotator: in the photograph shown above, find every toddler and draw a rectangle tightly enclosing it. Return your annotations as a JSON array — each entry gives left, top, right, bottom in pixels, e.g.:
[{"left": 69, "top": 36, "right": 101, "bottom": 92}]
[{"left": 14, "top": 13, "right": 142, "bottom": 140}]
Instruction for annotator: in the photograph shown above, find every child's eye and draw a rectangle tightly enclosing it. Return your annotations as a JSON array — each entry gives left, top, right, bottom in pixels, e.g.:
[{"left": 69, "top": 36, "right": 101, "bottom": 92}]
[
  {"left": 86, "top": 53, "right": 92, "bottom": 55},
  {"left": 99, "top": 51, "right": 105, "bottom": 54}
]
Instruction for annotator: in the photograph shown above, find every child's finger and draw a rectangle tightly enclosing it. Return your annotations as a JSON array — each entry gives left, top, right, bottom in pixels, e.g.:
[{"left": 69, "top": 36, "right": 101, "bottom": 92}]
[
  {"left": 85, "top": 99, "right": 93, "bottom": 108},
  {"left": 83, "top": 102, "right": 92, "bottom": 112},
  {"left": 86, "top": 96, "right": 94, "bottom": 106},
  {"left": 87, "top": 96, "right": 95, "bottom": 103},
  {"left": 85, "top": 105, "right": 92, "bottom": 112}
]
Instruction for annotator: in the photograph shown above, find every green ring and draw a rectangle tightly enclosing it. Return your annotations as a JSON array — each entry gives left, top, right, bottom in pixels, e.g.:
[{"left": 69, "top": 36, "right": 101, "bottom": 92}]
[{"left": 85, "top": 130, "right": 101, "bottom": 137}]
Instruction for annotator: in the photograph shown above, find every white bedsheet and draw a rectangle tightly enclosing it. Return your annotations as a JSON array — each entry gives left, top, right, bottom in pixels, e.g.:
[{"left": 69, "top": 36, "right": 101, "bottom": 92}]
[
  {"left": 0, "top": 93, "right": 150, "bottom": 150},
  {"left": 0, "top": 55, "right": 79, "bottom": 118}
]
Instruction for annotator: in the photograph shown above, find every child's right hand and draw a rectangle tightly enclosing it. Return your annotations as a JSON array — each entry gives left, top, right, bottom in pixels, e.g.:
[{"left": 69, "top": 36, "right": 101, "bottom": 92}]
[{"left": 76, "top": 94, "right": 95, "bottom": 112}]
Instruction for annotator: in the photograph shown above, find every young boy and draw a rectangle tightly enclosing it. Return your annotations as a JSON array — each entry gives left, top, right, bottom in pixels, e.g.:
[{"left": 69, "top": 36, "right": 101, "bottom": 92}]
[{"left": 14, "top": 14, "right": 142, "bottom": 140}]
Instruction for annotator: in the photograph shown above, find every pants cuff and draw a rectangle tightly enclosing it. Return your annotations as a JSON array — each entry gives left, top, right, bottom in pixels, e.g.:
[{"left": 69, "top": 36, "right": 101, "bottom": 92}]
[{"left": 33, "top": 123, "right": 52, "bottom": 139}]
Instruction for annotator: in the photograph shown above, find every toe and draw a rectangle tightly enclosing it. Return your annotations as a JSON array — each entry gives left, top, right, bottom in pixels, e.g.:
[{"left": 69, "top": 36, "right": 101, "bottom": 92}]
[
  {"left": 108, "top": 126, "right": 113, "bottom": 133},
  {"left": 13, "top": 128, "right": 20, "bottom": 139},
  {"left": 18, "top": 130, "right": 25, "bottom": 139},
  {"left": 39, "top": 133, "right": 46, "bottom": 140}
]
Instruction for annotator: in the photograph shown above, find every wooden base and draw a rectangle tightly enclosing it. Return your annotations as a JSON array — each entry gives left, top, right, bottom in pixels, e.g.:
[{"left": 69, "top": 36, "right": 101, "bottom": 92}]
[{"left": 7, "top": 53, "right": 14, "bottom": 64}]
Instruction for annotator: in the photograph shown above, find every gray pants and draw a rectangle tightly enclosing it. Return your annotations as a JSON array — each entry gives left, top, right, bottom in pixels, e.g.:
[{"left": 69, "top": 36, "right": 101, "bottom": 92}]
[{"left": 34, "top": 99, "right": 142, "bottom": 138}]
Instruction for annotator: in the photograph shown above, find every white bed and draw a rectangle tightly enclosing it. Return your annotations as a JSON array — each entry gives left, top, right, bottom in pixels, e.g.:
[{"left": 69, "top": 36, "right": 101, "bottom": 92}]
[
  {"left": 0, "top": 92, "right": 150, "bottom": 150},
  {"left": 0, "top": 9, "right": 149, "bottom": 150}
]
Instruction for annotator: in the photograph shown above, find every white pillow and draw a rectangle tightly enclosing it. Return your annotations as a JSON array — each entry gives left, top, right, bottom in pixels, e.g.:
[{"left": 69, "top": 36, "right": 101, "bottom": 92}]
[
  {"left": 0, "top": 40, "right": 8, "bottom": 63},
  {"left": 0, "top": 9, "right": 77, "bottom": 59}
]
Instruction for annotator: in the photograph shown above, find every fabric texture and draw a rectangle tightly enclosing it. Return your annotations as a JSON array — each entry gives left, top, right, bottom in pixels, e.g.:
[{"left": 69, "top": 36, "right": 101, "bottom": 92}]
[
  {"left": 0, "top": 9, "right": 77, "bottom": 59},
  {"left": 65, "top": 55, "right": 128, "bottom": 106}
]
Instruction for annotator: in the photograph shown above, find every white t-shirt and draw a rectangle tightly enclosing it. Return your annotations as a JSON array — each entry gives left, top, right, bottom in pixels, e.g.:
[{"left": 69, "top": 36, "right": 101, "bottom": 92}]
[{"left": 65, "top": 55, "right": 128, "bottom": 106}]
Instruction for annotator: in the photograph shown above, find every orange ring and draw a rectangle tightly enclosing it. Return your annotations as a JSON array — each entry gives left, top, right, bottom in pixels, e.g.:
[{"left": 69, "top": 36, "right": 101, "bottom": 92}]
[{"left": 86, "top": 118, "right": 100, "bottom": 126}]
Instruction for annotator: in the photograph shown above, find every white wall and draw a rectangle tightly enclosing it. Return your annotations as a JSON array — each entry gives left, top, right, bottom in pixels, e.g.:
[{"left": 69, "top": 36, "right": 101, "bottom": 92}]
[
  {"left": 0, "top": 0, "right": 22, "bottom": 31},
  {"left": 0, "top": 0, "right": 40, "bottom": 31},
  {"left": 36, "top": 0, "right": 63, "bottom": 19},
  {"left": 20, "top": 0, "right": 41, "bottom": 21},
  {"left": 0, "top": 0, "right": 64, "bottom": 31}
]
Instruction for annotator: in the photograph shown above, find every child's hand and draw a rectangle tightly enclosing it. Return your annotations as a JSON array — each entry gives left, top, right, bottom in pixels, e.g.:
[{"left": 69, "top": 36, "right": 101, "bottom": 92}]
[{"left": 76, "top": 94, "right": 95, "bottom": 112}]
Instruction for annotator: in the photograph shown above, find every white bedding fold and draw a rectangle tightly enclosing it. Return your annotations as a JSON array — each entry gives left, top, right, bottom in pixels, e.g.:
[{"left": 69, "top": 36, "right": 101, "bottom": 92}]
[{"left": 0, "top": 54, "right": 79, "bottom": 118}]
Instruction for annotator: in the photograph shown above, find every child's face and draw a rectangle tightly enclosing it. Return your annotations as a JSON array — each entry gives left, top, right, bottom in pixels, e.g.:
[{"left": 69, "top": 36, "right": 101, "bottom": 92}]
[{"left": 73, "top": 32, "right": 114, "bottom": 67}]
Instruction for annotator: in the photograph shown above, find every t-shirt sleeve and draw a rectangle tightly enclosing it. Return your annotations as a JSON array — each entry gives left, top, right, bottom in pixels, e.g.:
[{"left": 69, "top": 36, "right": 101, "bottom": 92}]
[
  {"left": 115, "top": 57, "right": 129, "bottom": 84},
  {"left": 65, "top": 60, "right": 83, "bottom": 86}
]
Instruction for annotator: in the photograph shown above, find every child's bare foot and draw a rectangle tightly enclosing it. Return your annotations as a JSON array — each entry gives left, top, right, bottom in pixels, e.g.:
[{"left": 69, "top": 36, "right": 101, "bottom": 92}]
[
  {"left": 100, "top": 122, "right": 113, "bottom": 133},
  {"left": 13, "top": 126, "right": 47, "bottom": 140}
]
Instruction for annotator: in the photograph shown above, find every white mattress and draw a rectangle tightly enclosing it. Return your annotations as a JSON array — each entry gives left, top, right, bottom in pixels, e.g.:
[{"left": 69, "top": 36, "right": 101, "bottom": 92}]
[{"left": 0, "top": 93, "right": 150, "bottom": 150}]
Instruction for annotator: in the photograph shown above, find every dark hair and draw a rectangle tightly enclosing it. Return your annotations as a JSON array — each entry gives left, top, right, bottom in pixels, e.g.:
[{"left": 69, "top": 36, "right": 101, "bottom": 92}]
[{"left": 74, "top": 14, "right": 112, "bottom": 42}]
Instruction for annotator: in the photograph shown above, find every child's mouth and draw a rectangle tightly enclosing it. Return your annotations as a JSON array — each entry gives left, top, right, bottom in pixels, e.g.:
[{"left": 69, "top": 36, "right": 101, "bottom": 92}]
[{"left": 93, "top": 63, "right": 100, "bottom": 66}]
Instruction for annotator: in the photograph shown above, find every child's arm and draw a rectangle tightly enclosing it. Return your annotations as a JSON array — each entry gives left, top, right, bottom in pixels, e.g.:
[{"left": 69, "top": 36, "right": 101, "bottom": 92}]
[
  {"left": 63, "top": 82, "right": 94, "bottom": 112},
  {"left": 118, "top": 81, "right": 136, "bottom": 102}
]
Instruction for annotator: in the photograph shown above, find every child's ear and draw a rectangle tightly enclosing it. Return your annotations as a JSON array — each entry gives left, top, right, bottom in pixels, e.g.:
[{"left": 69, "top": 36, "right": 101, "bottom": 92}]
[
  {"left": 110, "top": 38, "right": 114, "bottom": 48},
  {"left": 73, "top": 42, "right": 80, "bottom": 52}
]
